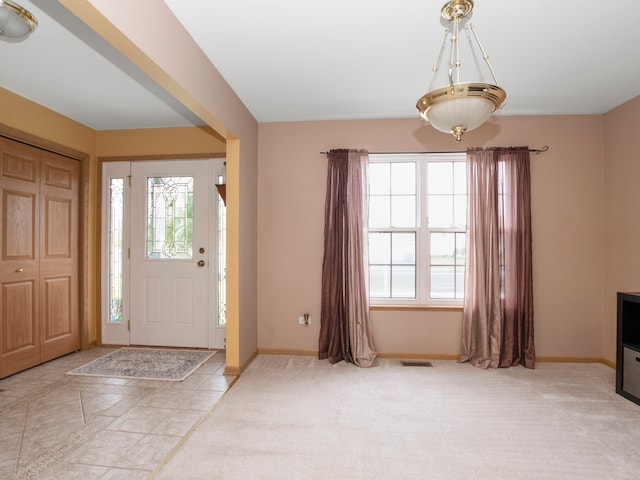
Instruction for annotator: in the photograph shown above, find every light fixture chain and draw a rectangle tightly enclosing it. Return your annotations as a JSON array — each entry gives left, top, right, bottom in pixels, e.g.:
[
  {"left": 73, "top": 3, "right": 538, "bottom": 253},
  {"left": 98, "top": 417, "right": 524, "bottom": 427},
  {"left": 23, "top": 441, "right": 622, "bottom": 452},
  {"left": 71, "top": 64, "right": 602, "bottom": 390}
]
[
  {"left": 448, "top": 16, "right": 462, "bottom": 87},
  {"left": 427, "top": 29, "right": 450, "bottom": 93},
  {"left": 468, "top": 23, "right": 500, "bottom": 86}
]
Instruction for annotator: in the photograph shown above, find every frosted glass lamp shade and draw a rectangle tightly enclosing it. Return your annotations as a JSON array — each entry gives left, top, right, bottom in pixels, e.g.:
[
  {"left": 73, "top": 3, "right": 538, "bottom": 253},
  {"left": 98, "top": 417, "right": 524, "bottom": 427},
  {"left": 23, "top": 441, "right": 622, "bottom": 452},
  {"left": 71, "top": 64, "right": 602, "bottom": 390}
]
[
  {"left": 417, "top": 83, "right": 506, "bottom": 142},
  {"left": 428, "top": 96, "right": 494, "bottom": 132},
  {"left": 0, "top": 0, "right": 37, "bottom": 40}
]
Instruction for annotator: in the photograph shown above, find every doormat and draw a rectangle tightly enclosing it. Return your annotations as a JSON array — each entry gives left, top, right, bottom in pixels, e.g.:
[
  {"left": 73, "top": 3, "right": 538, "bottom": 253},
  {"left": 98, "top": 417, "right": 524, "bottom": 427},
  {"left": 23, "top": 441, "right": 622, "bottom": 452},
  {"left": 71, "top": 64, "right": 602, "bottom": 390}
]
[{"left": 67, "top": 348, "right": 214, "bottom": 381}]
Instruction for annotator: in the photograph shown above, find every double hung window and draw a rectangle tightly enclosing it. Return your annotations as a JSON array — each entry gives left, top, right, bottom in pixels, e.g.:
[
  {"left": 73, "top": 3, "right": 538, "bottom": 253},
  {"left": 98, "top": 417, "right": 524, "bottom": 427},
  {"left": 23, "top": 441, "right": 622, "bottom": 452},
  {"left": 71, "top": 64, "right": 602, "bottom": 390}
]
[{"left": 368, "top": 153, "right": 466, "bottom": 305}]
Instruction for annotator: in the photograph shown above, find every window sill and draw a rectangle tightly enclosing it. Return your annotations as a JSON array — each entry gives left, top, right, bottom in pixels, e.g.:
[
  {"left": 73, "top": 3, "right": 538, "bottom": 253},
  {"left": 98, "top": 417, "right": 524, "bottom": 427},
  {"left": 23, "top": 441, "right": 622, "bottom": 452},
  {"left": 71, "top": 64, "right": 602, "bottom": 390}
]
[{"left": 370, "top": 304, "right": 463, "bottom": 312}]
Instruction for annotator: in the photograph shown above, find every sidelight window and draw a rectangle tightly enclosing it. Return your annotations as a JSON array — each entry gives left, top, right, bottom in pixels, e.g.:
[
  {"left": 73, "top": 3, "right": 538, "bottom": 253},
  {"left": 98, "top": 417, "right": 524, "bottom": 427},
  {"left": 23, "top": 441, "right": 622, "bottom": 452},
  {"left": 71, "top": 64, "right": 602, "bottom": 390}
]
[{"left": 107, "top": 178, "right": 124, "bottom": 324}]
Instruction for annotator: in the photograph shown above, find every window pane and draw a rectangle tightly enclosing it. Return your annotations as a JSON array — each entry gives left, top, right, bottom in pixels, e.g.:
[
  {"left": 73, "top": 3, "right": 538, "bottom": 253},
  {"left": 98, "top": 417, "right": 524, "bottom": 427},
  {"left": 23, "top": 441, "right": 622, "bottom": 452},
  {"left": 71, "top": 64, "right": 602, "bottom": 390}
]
[
  {"left": 108, "top": 178, "right": 124, "bottom": 324},
  {"left": 146, "top": 176, "right": 194, "bottom": 259},
  {"left": 391, "top": 196, "right": 416, "bottom": 227},
  {"left": 370, "top": 265, "right": 391, "bottom": 297},
  {"left": 392, "top": 232, "right": 415, "bottom": 265},
  {"left": 428, "top": 195, "right": 454, "bottom": 228},
  {"left": 453, "top": 194, "right": 467, "bottom": 228},
  {"left": 431, "top": 266, "right": 455, "bottom": 299},
  {"left": 453, "top": 161, "right": 467, "bottom": 194},
  {"left": 369, "top": 232, "right": 391, "bottom": 264},
  {"left": 456, "top": 266, "right": 465, "bottom": 298},
  {"left": 391, "top": 162, "right": 415, "bottom": 194},
  {"left": 456, "top": 232, "right": 466, "bottom": 266},
  {"left": 392, "top": 265, "right": 416, "bottom": 298},
  {"left": 431, "top": 232, "right": 455, "bottom": 266},
  {"left": 369, "top": 196, "right": 390, "bottom": 228},
  {"left": 369, "top": 163, "right": 390, "bottom": 195},
  {"left": 428, "top": 162, "right": 452, "bottom": 194}
]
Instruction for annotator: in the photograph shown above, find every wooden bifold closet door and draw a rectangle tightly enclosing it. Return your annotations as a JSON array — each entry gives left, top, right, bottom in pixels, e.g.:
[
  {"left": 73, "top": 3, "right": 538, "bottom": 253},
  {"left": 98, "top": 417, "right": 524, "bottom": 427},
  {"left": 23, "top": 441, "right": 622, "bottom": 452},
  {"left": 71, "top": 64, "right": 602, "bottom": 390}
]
[{"left": 0, "top": 137, "right": 79, "bottom": 379}]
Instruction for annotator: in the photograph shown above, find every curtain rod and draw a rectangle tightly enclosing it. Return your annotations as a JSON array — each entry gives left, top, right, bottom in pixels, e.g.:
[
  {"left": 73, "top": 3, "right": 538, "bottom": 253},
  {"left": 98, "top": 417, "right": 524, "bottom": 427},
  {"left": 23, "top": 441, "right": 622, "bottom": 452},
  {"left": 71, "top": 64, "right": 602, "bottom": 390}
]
[{"left": 320, "top": 146, "right": 549, "bottom": 156}]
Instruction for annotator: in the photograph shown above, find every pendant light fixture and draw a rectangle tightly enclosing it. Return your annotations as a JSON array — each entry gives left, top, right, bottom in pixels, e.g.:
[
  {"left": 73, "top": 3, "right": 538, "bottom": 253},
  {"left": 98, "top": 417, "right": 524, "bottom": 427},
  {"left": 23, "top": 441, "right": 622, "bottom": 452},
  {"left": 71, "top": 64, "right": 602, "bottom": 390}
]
[
  {"left": 416, "top": 0, "right": 505, "bottom": 142},
  {"left": 0, "top": 0, "right": 37, "bottom": 40}
]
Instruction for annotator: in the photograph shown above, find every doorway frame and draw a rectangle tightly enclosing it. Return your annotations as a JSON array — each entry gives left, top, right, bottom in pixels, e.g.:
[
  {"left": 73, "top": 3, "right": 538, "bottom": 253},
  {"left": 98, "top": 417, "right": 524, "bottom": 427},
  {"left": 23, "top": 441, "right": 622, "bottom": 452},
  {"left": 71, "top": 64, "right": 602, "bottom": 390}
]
[
  {"left": 97, "top": 153, "right": 225, "bottom": 347},
  {"left": 100, "top": 157, "right": 226, "bottom": 348}
]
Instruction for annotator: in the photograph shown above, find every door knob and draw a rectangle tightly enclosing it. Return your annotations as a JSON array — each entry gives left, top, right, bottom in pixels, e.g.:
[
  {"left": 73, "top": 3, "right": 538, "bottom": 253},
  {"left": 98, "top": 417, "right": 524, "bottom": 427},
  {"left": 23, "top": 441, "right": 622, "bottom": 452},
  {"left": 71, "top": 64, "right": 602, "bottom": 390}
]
[
  {"left": 199, "top": 247, "right": 205, "bottom": 254},
  {"left": 197, "top": 260, "right": 206, "bottom": 267}
]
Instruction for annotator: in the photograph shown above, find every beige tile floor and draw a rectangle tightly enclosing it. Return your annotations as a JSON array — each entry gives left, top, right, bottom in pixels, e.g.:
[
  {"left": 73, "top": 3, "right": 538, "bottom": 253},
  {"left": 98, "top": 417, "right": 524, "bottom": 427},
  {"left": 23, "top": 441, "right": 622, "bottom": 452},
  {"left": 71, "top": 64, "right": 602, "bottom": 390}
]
[{"left": 0, "top": 347, "right": 235, "bottom": 480}]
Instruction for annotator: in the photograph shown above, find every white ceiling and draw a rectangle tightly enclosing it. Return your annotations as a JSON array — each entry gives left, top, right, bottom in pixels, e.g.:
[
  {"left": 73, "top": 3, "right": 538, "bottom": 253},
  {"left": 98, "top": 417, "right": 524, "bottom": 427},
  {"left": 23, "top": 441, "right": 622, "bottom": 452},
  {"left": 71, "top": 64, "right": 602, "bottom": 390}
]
[
  {"left": 0, "top": 0, "right": 203, "bottom": 130},
  {"left": 2, "top": 0, "right": 640, "bottom": 130}
]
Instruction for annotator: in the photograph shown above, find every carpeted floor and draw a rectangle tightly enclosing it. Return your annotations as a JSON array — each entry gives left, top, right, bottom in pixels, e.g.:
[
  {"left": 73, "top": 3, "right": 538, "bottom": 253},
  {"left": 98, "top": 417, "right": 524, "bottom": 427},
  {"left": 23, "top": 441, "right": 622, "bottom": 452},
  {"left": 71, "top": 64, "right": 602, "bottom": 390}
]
[
  {"left": 153, "top": 355, "right": 640, "bottom": 480},
  {"left": 67, "top": 348, "right": 213, "bottom": 381}
]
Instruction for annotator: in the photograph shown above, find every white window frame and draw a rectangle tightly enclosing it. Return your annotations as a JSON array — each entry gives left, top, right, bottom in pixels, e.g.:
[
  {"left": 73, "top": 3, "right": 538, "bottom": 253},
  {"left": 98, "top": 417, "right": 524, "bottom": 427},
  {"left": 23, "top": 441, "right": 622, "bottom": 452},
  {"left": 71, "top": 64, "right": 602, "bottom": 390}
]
[{"left": 368, "top": 152, "right": 466, "bottom": 306}]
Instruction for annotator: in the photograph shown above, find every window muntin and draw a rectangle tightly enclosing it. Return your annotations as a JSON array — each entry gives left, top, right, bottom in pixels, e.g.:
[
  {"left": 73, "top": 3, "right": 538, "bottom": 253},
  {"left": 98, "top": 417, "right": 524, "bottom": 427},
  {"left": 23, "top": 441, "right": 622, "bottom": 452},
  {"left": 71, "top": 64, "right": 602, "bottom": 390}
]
[{"left": 368, "top": 153, "right": 466, "bottom": 305}]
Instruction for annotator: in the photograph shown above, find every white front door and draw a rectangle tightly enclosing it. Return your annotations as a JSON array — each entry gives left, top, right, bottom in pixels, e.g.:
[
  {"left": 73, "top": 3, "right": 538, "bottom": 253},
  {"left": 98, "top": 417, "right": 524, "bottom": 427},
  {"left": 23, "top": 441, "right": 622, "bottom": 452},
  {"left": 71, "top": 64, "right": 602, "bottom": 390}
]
[
  {"left": 130, "top": 160, "right": 209, "bottom": 347},
  {"left": 101, "top": 159, "right": 226, "bottom": 349}
]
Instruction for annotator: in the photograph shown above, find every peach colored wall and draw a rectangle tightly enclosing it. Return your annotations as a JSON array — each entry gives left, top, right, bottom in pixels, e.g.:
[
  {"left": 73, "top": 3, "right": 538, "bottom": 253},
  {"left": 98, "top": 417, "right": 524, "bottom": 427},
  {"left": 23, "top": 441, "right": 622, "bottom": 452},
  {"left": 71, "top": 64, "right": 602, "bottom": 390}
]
[
  {"left": 258, "top": 114, "right": 606, "bottom": 359},
  {"left": 603, "top": 96, "right": 640, "bottom": 363}
]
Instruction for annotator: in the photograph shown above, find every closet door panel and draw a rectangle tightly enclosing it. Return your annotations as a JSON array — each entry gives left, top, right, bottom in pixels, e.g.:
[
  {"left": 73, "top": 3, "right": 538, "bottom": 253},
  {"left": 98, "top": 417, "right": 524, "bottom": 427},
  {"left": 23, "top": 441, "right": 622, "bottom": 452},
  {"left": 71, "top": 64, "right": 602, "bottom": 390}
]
[
  {"left": 39, "top": 151, "right": 79, "bottom": 363},
  {"left": 0, "top": 139, "right": 41, "bottom": 377}
]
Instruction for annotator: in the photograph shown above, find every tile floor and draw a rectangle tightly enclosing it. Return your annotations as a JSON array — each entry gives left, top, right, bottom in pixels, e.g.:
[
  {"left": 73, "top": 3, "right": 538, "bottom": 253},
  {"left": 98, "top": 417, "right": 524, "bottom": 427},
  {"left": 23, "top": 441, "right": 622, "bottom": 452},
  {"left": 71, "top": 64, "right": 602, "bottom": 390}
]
[{"left": 0, "top": 347, "right": 235, "bottom": 479}]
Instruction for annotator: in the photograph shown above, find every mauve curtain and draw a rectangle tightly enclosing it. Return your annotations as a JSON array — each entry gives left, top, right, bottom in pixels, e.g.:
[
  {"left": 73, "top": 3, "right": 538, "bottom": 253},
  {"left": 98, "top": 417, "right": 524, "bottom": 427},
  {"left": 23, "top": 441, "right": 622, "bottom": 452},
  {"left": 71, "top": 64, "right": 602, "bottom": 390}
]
[
  {"left": 319, "top": 149, "right": 378, "bottom": 368},
  {"left": 460, "top": 147, "right": 535, "bottom": 369}
]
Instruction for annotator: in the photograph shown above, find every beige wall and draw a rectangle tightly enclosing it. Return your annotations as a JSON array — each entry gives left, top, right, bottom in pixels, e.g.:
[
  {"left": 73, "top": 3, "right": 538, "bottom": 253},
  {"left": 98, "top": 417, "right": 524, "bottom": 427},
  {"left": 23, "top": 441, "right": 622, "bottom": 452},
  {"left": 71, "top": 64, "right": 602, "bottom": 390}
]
[
  {"left": 0, "top": 88, "right": 96, "bottom": 154},
  {"left": 603, "top": 96, "right": 640, "bottom": 363},
  {"left": 258, "top": 114, "right": 606, "bottom": 360},
  {"left": 96, "top": 126, "right": 225, "bottom": 158}
]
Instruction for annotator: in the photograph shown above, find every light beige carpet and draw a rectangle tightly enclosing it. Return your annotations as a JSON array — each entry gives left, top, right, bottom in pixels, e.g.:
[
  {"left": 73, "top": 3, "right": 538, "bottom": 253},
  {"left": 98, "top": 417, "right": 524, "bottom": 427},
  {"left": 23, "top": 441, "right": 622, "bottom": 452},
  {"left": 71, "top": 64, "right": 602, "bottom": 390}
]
[{"left": 154, "top": 355, "right": 640, "bottom": 479}]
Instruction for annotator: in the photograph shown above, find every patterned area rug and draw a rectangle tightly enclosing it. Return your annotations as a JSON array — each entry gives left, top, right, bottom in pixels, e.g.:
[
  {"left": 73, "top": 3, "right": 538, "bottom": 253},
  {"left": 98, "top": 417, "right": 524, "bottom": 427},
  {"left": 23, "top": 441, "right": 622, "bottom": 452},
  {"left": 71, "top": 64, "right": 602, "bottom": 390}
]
[{"left": 67, "top": 348, "right": 214, "bottom": 381}]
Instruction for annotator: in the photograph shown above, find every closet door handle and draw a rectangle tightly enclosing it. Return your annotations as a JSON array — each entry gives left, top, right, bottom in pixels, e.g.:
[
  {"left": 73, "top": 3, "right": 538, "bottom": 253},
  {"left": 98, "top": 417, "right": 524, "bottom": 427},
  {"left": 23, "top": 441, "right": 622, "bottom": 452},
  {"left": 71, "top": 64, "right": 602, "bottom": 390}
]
[{"left": 15, "top": 268, "right": 24, "bottom": 273}]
